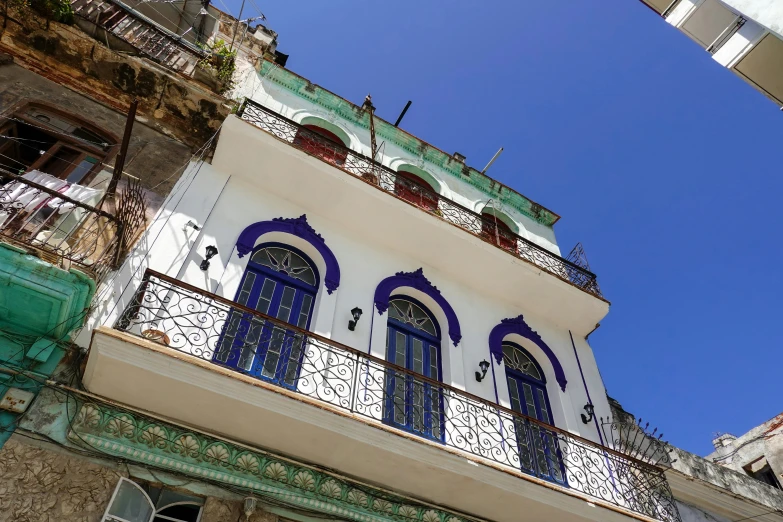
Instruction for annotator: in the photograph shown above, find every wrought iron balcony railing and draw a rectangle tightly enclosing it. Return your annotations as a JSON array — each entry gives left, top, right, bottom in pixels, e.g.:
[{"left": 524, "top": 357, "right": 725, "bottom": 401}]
[
  {"left": 0, "top": 170, "right": 145, "bottom": 280},
  {"left": 115, "top": 270, "right": 677, "bottom": 521},
  {"left": 237, "top": 99, "right": 602, "bottom": 299}
]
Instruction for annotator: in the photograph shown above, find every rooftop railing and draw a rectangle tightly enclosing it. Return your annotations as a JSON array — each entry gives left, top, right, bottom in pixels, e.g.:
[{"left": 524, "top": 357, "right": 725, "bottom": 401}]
[
  {"left": 115, "top": 269, "right": 677, "bottom": 521},
  {"left": 0, "top": 170, "right": 144, "bottom": 281},
  {"left": 237, "top": 99, "right": 603, "bottom": 299}
]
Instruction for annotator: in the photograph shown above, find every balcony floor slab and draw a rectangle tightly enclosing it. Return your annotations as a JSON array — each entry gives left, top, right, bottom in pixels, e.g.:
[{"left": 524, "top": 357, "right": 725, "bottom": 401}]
[{"left": 86, "top": 327, "right": 658, "bottom": 522}]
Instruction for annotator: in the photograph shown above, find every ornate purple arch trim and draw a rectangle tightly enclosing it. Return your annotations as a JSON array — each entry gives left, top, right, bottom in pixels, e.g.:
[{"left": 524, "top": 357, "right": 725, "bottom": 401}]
[
  {"left": 236, "top": 215, "right": 341, "bottom": 294},
  {"left": 489, "top": 316, "right": 567, "bottom": 392},
  {"left": 374, "top": 268, "right": 462, "bottom": 347}
]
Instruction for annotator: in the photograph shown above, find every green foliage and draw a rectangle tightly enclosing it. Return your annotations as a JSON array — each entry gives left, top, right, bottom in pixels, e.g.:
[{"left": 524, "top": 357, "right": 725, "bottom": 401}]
[
  {"left": 14, "top": 0, "right": 74, "bottom": 23},
  {"left": 198, "top": 39, "right": 237, "bottom": 95}
]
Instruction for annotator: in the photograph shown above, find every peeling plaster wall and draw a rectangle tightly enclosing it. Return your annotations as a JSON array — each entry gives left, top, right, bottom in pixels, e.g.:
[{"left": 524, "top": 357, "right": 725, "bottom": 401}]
[
  {"left": 0, "top": 62, "right": 192, "bottom": 205},
  {"left": 707, "top": 413, "right": 783, "bottom": 485},
  {"left": 0, "top": 435, "right": 278, "bottom": 522},
  {"left": 0, "top": 437, "right": 125, "bottom": 522},
  {"left": 0, "top": 7, "right": 232, "bottom": 154}
]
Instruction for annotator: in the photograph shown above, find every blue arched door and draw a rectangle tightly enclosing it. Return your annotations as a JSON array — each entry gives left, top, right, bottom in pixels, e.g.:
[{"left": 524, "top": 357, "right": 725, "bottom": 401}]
[
  {"left": 214, "top": 244, "right": 318, "bottom": 387},
  {"left": 503, "top": 342, "right": 565, "bottom": 483},
  {"left": 384, "top": 297, "right": 443, "bottom": 441}
]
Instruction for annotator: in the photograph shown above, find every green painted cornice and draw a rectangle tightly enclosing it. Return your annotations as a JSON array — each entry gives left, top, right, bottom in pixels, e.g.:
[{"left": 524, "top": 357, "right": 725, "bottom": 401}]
[
  {"left": 257, "top": 60, "right": 559, "bottom": 226},
  {"left": 69, "top": 402, "right": 469, "bottom": 522}
]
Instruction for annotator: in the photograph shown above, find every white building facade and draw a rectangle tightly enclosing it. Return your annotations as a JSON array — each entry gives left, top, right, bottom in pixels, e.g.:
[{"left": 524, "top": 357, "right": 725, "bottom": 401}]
[
  {"left": 60, "top": 59, "right": 683, "bottom": 522},
  {"left": 638, "top": 0, "right": 783, "bottom": 106}
]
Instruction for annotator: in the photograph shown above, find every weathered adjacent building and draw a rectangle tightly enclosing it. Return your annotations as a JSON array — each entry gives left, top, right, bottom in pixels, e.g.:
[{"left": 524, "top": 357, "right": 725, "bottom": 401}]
[
  {"left": 708, "top": 413, "right": 783, "bottom": 490},
  {"left": 609, "top": 399, "right": 783, "bottom": 522},
  {"left": 0, "top": 0, "right": 277, "bottom": 448}
]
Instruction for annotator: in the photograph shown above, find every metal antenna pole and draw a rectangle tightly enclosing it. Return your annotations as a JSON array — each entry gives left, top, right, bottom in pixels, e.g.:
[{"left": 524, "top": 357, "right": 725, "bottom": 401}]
[{"left": 481, "top": 147, "right": 504, "bottom": 175}]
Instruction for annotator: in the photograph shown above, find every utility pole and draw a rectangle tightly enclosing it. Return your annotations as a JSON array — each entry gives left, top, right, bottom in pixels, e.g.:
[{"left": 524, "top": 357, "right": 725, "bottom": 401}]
[{"left": 106, "top": 98, "right": 138, "bottom": 199}]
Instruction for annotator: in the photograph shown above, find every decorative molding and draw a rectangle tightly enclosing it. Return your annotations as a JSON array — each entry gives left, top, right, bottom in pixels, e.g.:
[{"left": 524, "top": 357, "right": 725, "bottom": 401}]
[
  {"left": 257, "top": 61, "right": 559, "bottom": 227},
  {"left": 68, "top": 402, "right": 466, "bottom": 522},
  {"left": 236, "top": 215, "right": 341, "bottom": 294},
  {"left": 488, "top": 316, "right": 567, "bottom": 392},
  {"left": 374, "top": 269, "right": 461, "bottom": 347}
]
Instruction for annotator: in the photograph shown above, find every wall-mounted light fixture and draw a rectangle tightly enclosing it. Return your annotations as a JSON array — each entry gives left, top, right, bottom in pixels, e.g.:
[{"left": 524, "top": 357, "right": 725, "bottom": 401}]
[
  {"left": 184, "top": 220, "right": 201, "bottom": 231},
  {"left": 475, "top": 360, "right": 490, "bottom": 382},
  {"left": 200, "top": 245, "right": 218, "bottom": 271},
  {"left": 243, "top": 497, "right": 257, "bottom": 521},
  {"left": 348, "top": 307, "right": 363, "bottom": 331},
  {"left": 581, "top": 403, "right": 595, "bottom": 424}
]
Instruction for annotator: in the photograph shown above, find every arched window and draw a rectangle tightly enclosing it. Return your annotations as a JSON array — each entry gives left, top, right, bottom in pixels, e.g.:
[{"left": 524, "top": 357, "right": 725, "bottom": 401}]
[
  {"left": 503, "top": 342, "right": 564, "bottom": 483},
  {"left": 481, "top": 213, "right": 517, "bottom": 252},
  {"left": 293, "top": 124, "right": 348, "bottom": 166},
  {"left": 214, "top": 243, "right": 318, "bottom": 388},
  {"left": 384, "top": 296, "right": 443, "bottom": 441},
  {"left": 394, "top": 170, "right": 439, "bottom": 212},
  {"left": 0, "top": 102, "right": 117, "bottom": 184}
]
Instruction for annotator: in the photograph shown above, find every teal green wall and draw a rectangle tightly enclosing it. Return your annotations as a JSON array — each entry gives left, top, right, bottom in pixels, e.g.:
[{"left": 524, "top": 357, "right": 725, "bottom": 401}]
[{"left": 0, "top": 242, "right": 95, "bottom": 448}]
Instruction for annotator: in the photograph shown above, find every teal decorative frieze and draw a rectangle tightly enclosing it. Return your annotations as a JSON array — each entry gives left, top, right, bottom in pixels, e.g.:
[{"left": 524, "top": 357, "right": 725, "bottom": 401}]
[
  {"left": 257, "top": 61, "right": 559, "bottom": 226},
  {"left": 68, "top": 402, "right": 469, "bottom": 522}
]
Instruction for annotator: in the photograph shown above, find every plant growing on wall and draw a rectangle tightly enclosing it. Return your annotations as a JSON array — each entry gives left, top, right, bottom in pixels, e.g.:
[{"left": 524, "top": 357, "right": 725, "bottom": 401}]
[
  {"left": 13, "top": 0, "right": 74, "bottom": 23},
  {"left": 198, "top": 39, "right": 237, "bottom": 95}
]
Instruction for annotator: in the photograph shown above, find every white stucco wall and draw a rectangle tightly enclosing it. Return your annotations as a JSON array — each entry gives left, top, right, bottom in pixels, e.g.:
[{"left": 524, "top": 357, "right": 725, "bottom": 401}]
[{"left": 83, "top": 119, "right": 613, "bottom": 448}]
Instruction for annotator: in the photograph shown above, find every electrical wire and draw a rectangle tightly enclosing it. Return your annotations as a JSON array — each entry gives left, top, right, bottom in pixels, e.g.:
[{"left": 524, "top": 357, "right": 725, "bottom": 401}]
[{"left": 0, "top": 116, "right": 113, "bottom": 148}]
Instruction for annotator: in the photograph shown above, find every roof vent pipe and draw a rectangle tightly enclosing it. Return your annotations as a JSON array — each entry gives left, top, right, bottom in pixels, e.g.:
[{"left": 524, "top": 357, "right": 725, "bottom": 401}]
[{"left": 481, "top": 147, "right": 503, "bottom": 175}]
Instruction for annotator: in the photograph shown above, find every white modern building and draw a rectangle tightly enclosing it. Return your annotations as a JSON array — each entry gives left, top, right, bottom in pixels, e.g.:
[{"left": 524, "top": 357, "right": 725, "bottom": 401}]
[{"left": 637, "top": 0, "right": 783, "bottom": 106}]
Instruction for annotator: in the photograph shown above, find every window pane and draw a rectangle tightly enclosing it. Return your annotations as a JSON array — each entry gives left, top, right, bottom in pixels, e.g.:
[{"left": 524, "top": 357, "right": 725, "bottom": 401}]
[
  {"left": 251, "top": 247, "right": 316, "bottom": 286},
  {"left": 236, "top": 273, "right": 256, "bottom": 306},
  {"left": 502, "top": 343, "right": 542, "bottom": 380},
  {"left": 297, "top": 294, "right": 313, "bottom": 329},
  {"left": 107, "top": 479, "right": 154, "bottom": 522},
  {"left": 522, "top": 383, "right": 537, "bottom": 419},
  {"left": 254, "top": 279, "right": 276, "bottom": 315},
  {"left": 428, "top": 345, "right": 438, "bottom": 380},
  {"left": 39, "top": 147, "right": 81, "bottom": 179},
  {"left": 65, "top": 156, "right": 97, "bottom": 184},
  {"left": 412, "top": 338, "right": 424, "bottom": 374},
  {"left": 262, "top": 327, "right": 286, "bottom": 378},
  {"left": 507, "top": 377, "right": 522, "bottom": 412},
  {"left": 395, "top": 331, "right": 406, "bottom": 367},
  {"left": 388, "top": 299, "right": 436, "bottom": 336},
  {"left": 536, "top": 388, "right": 551, "bottom": 424},
  {"left": 276, "top": 287, "right": 296, "bottom": 323}
]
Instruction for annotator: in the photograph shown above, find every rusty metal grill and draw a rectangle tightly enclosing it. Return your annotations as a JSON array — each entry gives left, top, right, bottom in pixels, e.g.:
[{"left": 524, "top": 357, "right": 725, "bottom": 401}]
[{"left": 71, "top": 0, "right": 207, "bottom": 76}]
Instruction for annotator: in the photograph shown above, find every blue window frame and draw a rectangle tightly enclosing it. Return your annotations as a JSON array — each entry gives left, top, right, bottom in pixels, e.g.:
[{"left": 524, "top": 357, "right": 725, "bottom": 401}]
[
  {"left": 503, "top": 342, "right": 566, "bottom": 484},
  {"left": 213, "top": 243, "right": 318, "bottom": 388},
  {"left": 384, "top": 296, "right": 444, "bottom": 442}
]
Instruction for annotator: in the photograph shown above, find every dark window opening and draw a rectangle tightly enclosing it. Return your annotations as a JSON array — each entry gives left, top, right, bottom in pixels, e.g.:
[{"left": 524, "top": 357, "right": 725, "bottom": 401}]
[
  {"left": 481, "top": 214, "right": 517, "bottom": 252},
  {"left": 746, "top": 463, "right": 782, "bottom": 489},
  {"left": 394, "top": 170, "right": 439, "bottom": 212},
  {"left": 293, "top": 124, "right": 347, "bottom": 166},
  {"left": 0, "top": 103, "right": 115, "bottom": 185}
]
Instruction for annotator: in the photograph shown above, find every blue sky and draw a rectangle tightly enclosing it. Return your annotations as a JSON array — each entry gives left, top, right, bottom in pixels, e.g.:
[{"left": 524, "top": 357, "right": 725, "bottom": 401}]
[{"left": 221, "top": 0, "right": 783, "bottom": 456}]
